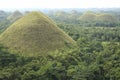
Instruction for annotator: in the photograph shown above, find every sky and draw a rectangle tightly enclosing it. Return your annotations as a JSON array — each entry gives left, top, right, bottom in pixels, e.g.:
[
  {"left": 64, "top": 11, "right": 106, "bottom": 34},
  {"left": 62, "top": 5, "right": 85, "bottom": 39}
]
[{"left": 0, "top": 0, "right": 120, "bottom": 9}]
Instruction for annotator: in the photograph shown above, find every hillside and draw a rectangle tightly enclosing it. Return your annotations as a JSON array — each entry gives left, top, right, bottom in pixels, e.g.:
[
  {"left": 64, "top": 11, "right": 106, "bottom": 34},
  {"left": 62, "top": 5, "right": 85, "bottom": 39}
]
[{"left": 0, "top": 12, "right": 75, "bottom": 56}]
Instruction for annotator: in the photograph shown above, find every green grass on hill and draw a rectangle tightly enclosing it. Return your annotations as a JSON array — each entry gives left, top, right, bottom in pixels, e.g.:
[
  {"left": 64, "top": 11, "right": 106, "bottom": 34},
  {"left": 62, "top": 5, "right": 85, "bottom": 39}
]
[{"left": 0, "top": 11, "right": 75, "bottom": 56}]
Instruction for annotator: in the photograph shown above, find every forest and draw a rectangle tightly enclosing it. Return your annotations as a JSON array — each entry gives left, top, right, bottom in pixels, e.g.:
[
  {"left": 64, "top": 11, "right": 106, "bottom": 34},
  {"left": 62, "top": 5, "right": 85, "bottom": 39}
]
[{"left": 0, "top": 8, "right": 120, "bottom": 80}]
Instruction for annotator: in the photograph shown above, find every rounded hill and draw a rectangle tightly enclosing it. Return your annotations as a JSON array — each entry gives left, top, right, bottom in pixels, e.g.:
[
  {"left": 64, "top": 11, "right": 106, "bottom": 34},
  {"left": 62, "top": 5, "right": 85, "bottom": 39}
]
[
  {"left": 0, "top": 12, "right": 75, "bottom": 56},
  {"left": 96, "top": 13, "right": 117, "bottom": 23},
  {"left": 79, "top": 11, "right": 97, "bottom": 22}
]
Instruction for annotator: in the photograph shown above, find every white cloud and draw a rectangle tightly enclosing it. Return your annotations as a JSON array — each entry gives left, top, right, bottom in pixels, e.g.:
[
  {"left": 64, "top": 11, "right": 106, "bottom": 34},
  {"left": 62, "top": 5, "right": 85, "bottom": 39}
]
[{"left": 0, "top": 0, "right": 120, "bottom": 9}]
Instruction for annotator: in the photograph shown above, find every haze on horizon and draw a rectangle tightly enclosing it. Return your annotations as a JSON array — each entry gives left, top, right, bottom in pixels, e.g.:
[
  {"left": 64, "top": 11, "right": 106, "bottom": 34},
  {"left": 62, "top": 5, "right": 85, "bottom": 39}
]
[{"left": 0, "top": 0, "right": 120, "bottom": 10}]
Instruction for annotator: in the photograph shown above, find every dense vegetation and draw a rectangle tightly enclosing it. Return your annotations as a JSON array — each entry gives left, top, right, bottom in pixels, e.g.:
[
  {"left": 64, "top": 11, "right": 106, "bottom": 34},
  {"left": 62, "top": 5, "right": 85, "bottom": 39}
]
[
  {"left": 0, "top": 9, "right": 120, "bottom": 80},
  {"left": 0, "top": 26, "right": 120, "bottom": 80},
  {"left": 58, "top": 24, "right": 120, "bottom": 41}
]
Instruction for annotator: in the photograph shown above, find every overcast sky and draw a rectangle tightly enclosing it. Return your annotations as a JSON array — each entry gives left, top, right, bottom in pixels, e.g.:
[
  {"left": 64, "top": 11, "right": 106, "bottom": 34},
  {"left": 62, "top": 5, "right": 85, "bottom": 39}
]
[{"left": 0, "top": 0, "right": 120, "bottom": 9}]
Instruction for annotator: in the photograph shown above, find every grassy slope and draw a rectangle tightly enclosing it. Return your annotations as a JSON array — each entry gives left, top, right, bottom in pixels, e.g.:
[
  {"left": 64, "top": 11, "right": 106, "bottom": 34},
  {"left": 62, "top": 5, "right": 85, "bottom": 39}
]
[{"left": 0, "top": 12, "right": 75, "bottom": 56}]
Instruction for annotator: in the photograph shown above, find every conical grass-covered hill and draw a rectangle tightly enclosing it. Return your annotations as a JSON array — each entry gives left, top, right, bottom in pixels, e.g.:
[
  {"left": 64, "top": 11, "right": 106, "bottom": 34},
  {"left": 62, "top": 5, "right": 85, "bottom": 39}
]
[{"left": 0, "top": 11, "right": 75, "bottom": 56}]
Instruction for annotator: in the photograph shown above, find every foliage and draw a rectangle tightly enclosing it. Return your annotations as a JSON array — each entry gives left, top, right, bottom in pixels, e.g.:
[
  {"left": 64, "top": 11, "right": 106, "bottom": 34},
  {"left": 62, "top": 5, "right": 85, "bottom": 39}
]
[
  {"left": 58, "top": 24, "right": 120, "bottom": 42},
  {"left": 0, "top": 38, "right": 120, "bottom": 80}
]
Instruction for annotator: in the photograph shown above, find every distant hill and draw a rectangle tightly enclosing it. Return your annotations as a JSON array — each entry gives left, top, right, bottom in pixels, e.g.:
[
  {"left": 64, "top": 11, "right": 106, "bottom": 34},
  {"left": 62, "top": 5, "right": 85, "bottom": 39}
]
[
  {"left": 0, "top": 11, "right": 23, "bottom": 33},
  {"left": 0, "top": 10, "right": 8, "bottom": 22},
  {"left": 7, "top": 10, "right": 23, "bottom": 22},
  {"left": 0, "top": 11, "right": 10, "bottom": 33},
  {"left": 79, "top": 11, "right": 97, "bottom": 22},
  {"left": 96, "top": 13, "right": 118, "bottom": 23},
  {"left": 0, "top": 12, "right": 75, "bottom": 56},
  {"left": 79, "top": 11, "right": 118, "bottom": 27}
]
